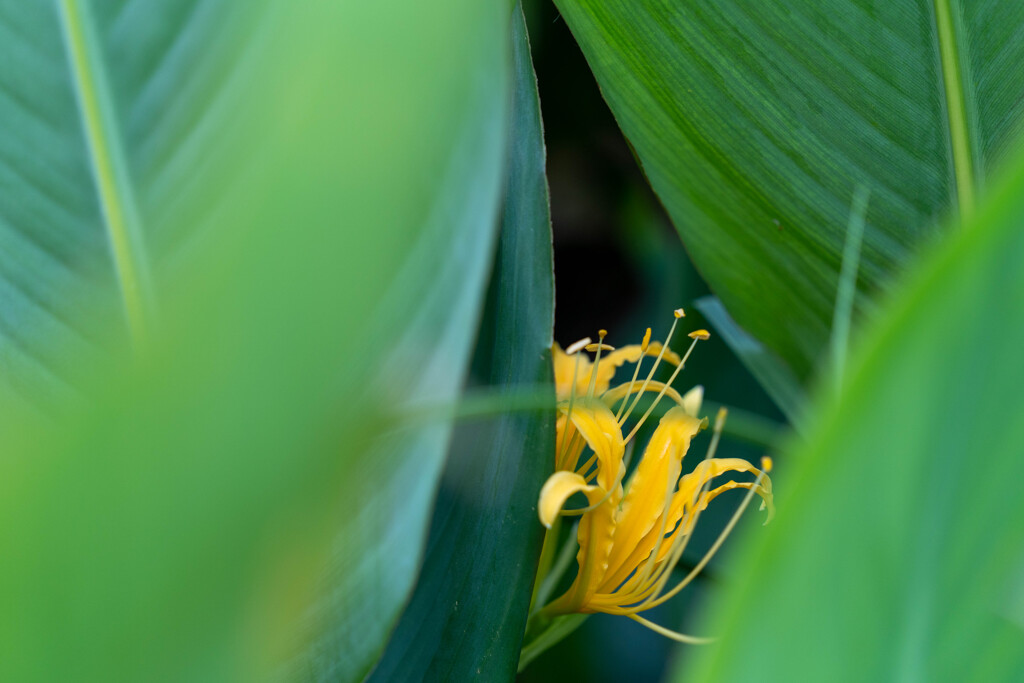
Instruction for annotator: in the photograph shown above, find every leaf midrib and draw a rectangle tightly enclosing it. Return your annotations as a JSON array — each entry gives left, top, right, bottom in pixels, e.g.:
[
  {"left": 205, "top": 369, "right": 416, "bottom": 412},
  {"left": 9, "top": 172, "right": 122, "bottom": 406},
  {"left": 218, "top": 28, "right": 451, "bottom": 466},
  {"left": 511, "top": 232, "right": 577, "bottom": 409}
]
[
  {"left": 58, "top": 0, "right": 152, "bottom": 345},
  {"left": 933, "top": 0, "right": 975, "bottom": 220}
]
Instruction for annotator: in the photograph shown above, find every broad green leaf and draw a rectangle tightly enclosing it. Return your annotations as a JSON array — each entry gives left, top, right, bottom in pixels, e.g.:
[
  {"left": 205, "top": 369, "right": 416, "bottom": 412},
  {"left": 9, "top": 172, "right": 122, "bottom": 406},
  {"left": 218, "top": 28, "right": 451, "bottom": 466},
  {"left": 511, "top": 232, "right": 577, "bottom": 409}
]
[
  {"left": 367, "top": 8, "right": 555, "bottom": 680},
  {"left": 553, "top": 0, "right": 1024, "bottom": 380},
  {"left": 0, "top": 1, "right": 262, "bottom": 405},
  {"left": 679, "top": 145, "right": 1024, "bottom": 680},
  {"left": 0, "top": 2, "right": 509, "bottom": 682}
]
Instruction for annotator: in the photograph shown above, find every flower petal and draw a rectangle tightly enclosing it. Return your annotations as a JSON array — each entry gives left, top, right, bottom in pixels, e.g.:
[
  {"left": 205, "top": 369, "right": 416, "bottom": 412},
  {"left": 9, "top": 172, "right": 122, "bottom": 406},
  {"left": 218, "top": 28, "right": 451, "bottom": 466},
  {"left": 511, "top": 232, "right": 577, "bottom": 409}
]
[
  {"left": 672, "top": 457, "right": 773, "bottom": 521},
  {"left": 538, "top": 471, "right": 603, "bottom": 528},
  {"left": 570, "top": 483, "right": 621, "bottom": 609},
  {"left": 681, "top": 385, "right": 703, "bottom": 417},
  {"left": 564, "top": 399, "right": 626, "bottom": 490},
  {"left": 554, "top": 413, "right": 587, "bottom": 471},
  {"left": 537, "top": 472, "right": 621, "bottom": 614},
  {"left": 552, "top": 342, "right": 683, "bottom": 402},
  {"left": 602, "top": 342, "right": 682, "bottom": 370},
  {"left": 600, "top": 380, "right": 687, "bottom": 411},
  {"left": 552, "top": 343, "right": 593, "bottom": 401},
  {"left": 600, "top": 407, "right": 705, "bottom": 590},
  {"left": 650, "top": 458, "right": 774, "bottom": 562}
]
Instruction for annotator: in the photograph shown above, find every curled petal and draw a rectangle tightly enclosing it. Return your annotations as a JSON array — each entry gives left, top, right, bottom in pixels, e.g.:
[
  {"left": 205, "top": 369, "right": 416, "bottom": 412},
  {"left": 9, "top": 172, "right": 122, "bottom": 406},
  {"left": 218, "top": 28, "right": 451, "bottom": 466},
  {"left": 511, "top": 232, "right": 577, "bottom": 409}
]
[
  {"left": 601, "top": 380, "right": 687, "bottom": 411},
  {"left": 600, "top": 342, "right": 681, "bottom": 373},
  {"left": 538, "top": 471, "right": 603, "bottom": 528},
  {"left": 674, "top": 457, "right": 772, "bottom": 512},
  {"left": 700, "top": 479, "right": 774, "bottom": 523},
  {"left": 564, "top": 399, "right": 626, "bottom": 490},
  {"left": 661, "top": 458, "right": 774, "bottom": 547},
  {"left": 651, "top": 466, "right": 774, "bottom": 565},
  {"left": 603, "top": 341, "right": 682, "bottom": 367},
  {"left": 588, "top": 343, "right": 682, "bottom": 398}
]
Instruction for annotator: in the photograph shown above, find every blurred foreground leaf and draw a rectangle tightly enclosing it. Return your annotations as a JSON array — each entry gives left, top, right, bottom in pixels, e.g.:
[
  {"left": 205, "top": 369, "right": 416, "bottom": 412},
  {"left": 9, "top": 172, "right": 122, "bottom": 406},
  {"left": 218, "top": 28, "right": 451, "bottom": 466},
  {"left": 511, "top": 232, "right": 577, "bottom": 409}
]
[
  {"left": 554, "top": 0, "right": 1024, "bottom": 380},
  {"left": 0, "top": 1, "right": 265, "bottom": 404},
  {"left": 680, "top": 141, "right": 1024, "bottom": 681},
  {"left": 367, "top": 7, "right": 555, "bottom": 680},
  {"left": 0, "top": 2, "right": 509, "bottom": 682}
]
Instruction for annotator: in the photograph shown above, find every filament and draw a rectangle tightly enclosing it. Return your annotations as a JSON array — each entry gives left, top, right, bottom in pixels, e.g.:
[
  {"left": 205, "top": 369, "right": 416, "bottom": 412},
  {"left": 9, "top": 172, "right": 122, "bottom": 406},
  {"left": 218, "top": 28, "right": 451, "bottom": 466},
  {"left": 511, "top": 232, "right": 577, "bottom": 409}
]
[
  {"left": 614, "top": 327, "right": 651, "bottom": 423},
  {"left": 623, "top": 334, "right": 705, "bottom": 444},
  {"left": 641, "top": 465, "right": 768, "bottom": 611},
  {"left": 618, "top": 314, "right": 683, "bottom": 429},
  {"left": 626, "top": 614, "right": 715, "bottom": 645}
]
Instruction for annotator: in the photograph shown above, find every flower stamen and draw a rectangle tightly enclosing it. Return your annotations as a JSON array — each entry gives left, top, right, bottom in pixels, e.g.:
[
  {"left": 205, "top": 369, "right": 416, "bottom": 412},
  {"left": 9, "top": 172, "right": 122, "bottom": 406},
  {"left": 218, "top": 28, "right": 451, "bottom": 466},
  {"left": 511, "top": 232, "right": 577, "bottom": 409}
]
[
  {"left": 625, "top": 614, "right": 715, "bottom": 645},
  {"left": 584, "top": 330, "right": 609, "bottom": 399},
  {"left": 607, "top": 407, "right": 726, "bottom": 609},
  {"left": 639, "top": 454, "right": 771, "bottom": 613},
  {"left": 556, "top": 339, "right": 590, "bottom": 470},
  {"left": 626, "top": 407, "right": 729, "bottom": 610},
  {"left": 614, "top": 327, "right": 652, "bottom": 423},
  {"left": 622, "top": 331, "right": 709, "bottom": 444},
  {"left": 564, "top": 338, "right": 592, "bottom": 356},
  {"left": 617, "top": 314, "right": 685, "bottom": 428}
]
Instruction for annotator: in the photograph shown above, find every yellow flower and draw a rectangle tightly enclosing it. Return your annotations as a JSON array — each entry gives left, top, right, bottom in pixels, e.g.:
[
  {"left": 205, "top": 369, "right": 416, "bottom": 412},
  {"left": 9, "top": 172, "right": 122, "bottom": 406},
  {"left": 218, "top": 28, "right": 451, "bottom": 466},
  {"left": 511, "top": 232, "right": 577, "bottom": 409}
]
[
  {"left": 550, "top": 313, "right": 694, "bottom": 476},
  {"left": 536, "top": 311, "right": 774, "bottom": 642}
]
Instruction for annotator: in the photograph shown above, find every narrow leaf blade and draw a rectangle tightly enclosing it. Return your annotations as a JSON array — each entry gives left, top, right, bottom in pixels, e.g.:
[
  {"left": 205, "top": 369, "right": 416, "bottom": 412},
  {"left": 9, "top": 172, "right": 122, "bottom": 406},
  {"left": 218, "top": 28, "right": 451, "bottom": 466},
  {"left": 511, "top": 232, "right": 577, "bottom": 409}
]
[{"left": 367, "top": 6, "right": 556, "bottom": 680}]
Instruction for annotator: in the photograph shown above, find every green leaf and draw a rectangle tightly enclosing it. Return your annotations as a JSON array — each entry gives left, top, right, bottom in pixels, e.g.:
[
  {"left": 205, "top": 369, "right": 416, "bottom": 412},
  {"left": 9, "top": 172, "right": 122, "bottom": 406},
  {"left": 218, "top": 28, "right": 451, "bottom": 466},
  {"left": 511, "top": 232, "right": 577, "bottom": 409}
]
[
  {"left": 679, "top": 144, "right": 1024, "bottom": 680},
  {"left": 552, "top": 0, "right": 1024, "bottom": 380},
  {"left": 366, "top": 6, "right": 555, "bottom": 680},
  {"left": 0, "top": 2, "right": 510, "bottom": 682},
  {"left": 0, "top": 1, "right": 262, "bottom": 404},
  {"left": 694, "top": 296, "right": 806, "bottom": 430}
]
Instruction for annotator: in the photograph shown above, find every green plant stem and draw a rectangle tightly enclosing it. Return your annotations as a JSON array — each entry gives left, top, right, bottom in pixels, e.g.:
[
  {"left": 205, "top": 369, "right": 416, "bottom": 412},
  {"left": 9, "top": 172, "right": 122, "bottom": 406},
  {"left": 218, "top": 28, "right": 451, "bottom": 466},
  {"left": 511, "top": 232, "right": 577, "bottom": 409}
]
[
  {"left": 528, "top": 516, "right": 562, "bottom": 614},
  {"left": 519, "top": 614, "right": 589, "bottom": 673}
]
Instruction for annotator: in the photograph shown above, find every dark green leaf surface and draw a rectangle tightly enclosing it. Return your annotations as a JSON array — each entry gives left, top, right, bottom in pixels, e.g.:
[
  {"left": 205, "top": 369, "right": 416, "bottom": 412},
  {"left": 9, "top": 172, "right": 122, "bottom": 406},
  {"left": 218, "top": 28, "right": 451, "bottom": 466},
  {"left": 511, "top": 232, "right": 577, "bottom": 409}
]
[
  {"left": 0, "top": 2, "right": 509, "bottom": 682},
  {"left": 680, "top": 148, "right": 1024, "bottom": 680},
  {"left": 367, "top": 6, "right": 555, "bottom": 680},
  {"left": 553, "top": 0, "right": 1024, "bottom": 379},
  {"left": 695, "top": 295, "right": 806, "bottom": 430}
]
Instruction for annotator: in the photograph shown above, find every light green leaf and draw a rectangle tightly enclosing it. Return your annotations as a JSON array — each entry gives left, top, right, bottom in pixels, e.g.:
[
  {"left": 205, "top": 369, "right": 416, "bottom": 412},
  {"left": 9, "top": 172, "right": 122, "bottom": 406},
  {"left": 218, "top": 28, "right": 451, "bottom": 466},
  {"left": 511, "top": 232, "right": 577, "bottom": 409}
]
[
  {"left": 0, "top": 2, "right": 509, "bottom": 682},
  {"left": 679, "top": 143, "right": 1024, "bottom": 680},
  {"left": 367, "top": 8, "right": 555, "bottom": 680},
  {"left": 0, "top": 1, "right": 263, "bottom": 404},
  {"left": 553, "top": 0, "right": 1024, "bottom": 380}
]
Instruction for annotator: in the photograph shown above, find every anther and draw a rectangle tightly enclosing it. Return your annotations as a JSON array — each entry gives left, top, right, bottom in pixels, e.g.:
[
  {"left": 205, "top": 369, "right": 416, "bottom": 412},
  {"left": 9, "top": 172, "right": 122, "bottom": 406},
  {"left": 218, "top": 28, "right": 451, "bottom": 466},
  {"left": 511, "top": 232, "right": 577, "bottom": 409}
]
[
  {"left": 715, "top": 406, "right": 728, "bottom": 424},
  {"left": 585, "top": 343, "right": 615, "bottom": 352},
  {"left": 641, "top": 328, "right": 652, "bottom": 352},
  {"left": 598, "top": 329, "right": 608, "bottom": 340},
  {"left": 761, "top": 456, "right": 773, "bottom": 473},
  {"left": 565, "top": 337, "right": 592, "bottom": 355},
  {"left": 674, "top": 308, "right": 685, "bottom": 319},
  {"left": 688, "top": 329, "right": 710, "bottom": 340}
]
